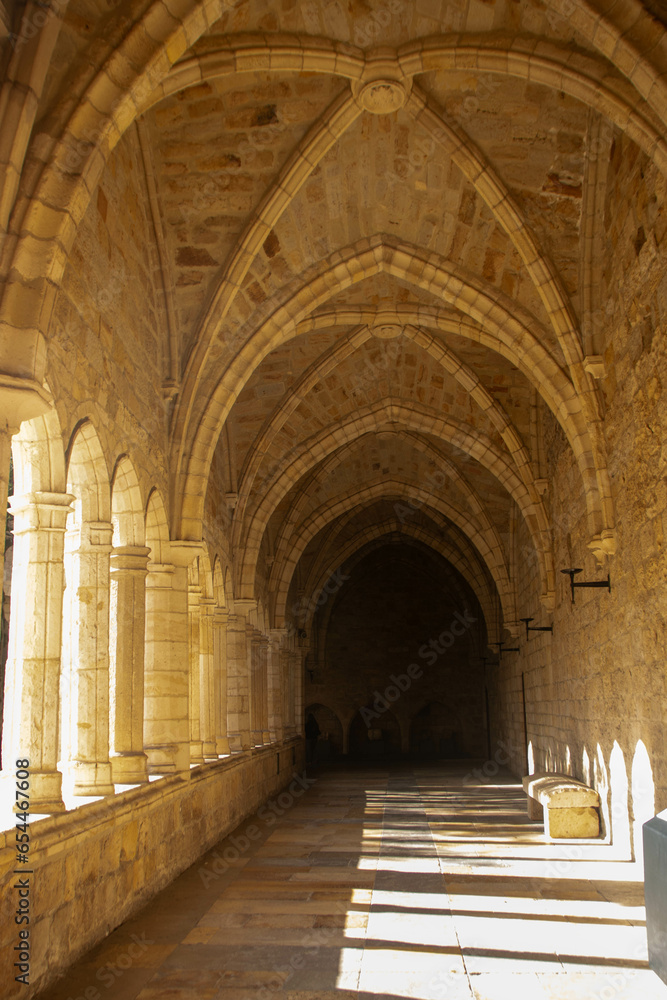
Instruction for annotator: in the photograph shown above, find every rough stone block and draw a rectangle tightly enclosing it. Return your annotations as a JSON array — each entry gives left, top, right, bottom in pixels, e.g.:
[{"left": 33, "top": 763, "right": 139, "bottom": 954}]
[{"left": 545, "top": 805, "right": 600, "bottom": 839}]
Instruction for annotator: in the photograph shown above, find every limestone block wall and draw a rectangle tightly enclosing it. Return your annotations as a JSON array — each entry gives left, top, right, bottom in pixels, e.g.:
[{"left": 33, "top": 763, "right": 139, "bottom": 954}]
[
  {"left": 0, "top": 742, "right": 304, "bottom": 1000},
  {"left": 48, "top": 124, "right": 170, "bottom": 498},
  {"left": 490, "top": 133, "right": 667, "bottom": 857}
]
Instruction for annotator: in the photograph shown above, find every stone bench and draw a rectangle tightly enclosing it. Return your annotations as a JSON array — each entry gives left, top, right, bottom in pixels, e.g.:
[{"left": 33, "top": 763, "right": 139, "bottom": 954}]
[{"left": 523, "top": 772, "right": 600, "bottom": 839}]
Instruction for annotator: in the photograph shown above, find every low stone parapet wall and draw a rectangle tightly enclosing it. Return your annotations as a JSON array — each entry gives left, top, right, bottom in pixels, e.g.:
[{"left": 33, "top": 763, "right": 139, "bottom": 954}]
[{"left": 0, "top": 740, "right": 304, "bottom": 999}]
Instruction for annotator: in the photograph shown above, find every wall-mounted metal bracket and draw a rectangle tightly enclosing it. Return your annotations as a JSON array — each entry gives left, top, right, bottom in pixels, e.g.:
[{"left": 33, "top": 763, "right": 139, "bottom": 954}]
[
  {"left": 490, "top": 642, "right": 519, "bottom": 660},
  {"left": 520, "top": 617, "right": 553, "bottom": 639},
  {"left": 561, "top": 568, "right": 611, "bottom": 604}
]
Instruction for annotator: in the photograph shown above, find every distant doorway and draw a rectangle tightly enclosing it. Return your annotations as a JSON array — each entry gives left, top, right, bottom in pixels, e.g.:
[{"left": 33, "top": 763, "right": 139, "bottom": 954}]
[
  {"left": 410, "top": 701, "right": 463, "bottom": 758},
  {"left": 348, "top": 707, "right": 401, "bottom": 759},
  {"left": 305, "top": 703, "right": 344, "bottom": 763}
]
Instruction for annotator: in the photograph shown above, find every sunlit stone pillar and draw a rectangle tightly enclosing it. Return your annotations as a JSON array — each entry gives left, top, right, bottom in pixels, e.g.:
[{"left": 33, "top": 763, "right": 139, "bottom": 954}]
[
  {"left": 2, "top": 491, "right": 73, "bottom": 812},
  {"left": 65, "top": 519, "right": 115, "bottom": 796},
  {"left": 188, "top": 580, "right": 204, "bottom": 765},
  {"left": 226, "top": 613, "right": 250, "bottom": 752},
  {"left": 144, "top": 541, "right": 200, "bottom": 775},
  {"left": 199, "top": 597, "right": 218, "bottom": 759},
  {"left": 212, "top": 607, "right": 230, "bottom": 755},
  {"left": 268, "top": 629, "right": 287, "bottom": 743},
  {"left": 109, "top": 545, "right": 150, "bottom": 784},
  {"left": 0, "top": 425, "right": 12, "bottom": 596}
]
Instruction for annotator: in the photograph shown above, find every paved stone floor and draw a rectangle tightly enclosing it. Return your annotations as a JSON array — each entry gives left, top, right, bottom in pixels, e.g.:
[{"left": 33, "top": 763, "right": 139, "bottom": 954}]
[{"left": 39, "top": 763, "right": 667, "bottom": 1000}]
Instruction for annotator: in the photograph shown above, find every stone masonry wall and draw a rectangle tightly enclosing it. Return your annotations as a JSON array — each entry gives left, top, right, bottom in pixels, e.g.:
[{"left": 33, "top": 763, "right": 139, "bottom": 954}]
[{"left": 491, "top": 133, "right": 667, "bottom": 857}]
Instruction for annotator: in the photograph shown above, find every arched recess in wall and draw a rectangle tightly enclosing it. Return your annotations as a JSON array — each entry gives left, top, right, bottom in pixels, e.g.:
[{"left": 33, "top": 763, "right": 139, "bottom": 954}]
[
  {"left": 410, "top": 701, "right": 466, "bottom": 760},
  {"left": 305, "top": 703, "right": 343, "bottom": 760},
  {"left": 62, "top": 420, "right": 114, "bottom": 797},
  {"left": 109, "top": 455, "right": 149, "bottom": 784},
  {"left": 272, "top": 486, "right": 509, "bottom": 635},
  {"left": 296, "top": 521, "right": 498, "bottom": 646},
  {"left": 2, "top": 405, "right": 70, "bottom": 812},
  {"left": 349, "top": 707, "right": 401, "bottom": 759}
]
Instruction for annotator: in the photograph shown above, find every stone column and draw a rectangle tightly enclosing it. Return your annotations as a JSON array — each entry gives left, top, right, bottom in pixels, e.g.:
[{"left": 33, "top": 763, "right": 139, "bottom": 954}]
[
  {"left": 0, "top": 425, "right": 12, "bottom": 597},
  {"left": 250, "top": 628, "right": 263, "bottom": 747},
  {"left": 236, "top": 599, "right": 259, "bottom": 747},
  {"left": 226, "top": 613, "right": 251, "bottom": 752},
  {"left": 2, "top": 491, "right": 73, "bottom": 812},
  {"left": 143, "top": 540, "right": 201, "bottom": 775},
  {"left": 188, "top": 580, "right": 204, "bottom": 765},
  {"left": 199, "top": 597, "right": 218, "bottom": 759},
  {"left": 268, "top": 629, "right": 287, "bottom": 744},
  {"left": 144, "top": 541, "right": 202, "bottom": 775},
  {"left": 0, "top": 382, "right": 51, "bottom": 590},
  {"left": 109, "top": 545, "right": 150, "bottom": 784},
  {"left": 286, "top": 649, "right": 299, "bottom": 738},
  {"left": 212, "top": 607, "right": 230, "bottom": 755},
  {"left": 259, "top": 634, "right": 270, "bottom": 744},
  {"left": 65, "top": 519, "right": 115, "bottom": 796},
  {"left": 295, "top": 649, "right": 305, "bottom": 737},
  {"left": 144, "top": 562, "right": 175, "bottom": 771},
  {"left": 281, "top": 646, "right": 293, "bottom": 738}
]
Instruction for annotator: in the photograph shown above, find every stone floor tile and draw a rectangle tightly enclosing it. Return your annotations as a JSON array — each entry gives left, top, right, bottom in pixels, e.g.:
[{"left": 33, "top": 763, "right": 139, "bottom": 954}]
[
  {"left": 34, "top": 765, "right": 667, "bottom": 1000},
  {"left": 357, "top": 968, "right": 474, "bottom": 998},
  {"left": 537, "top": 970, "right": 667, "bottom": 999},
  {"left": 469, "top": 972, "right": 548, "bottom": 999}
]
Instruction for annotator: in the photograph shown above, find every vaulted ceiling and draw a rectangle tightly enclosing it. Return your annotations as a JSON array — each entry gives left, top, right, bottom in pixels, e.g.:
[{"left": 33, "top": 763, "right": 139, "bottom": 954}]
[{"left": 4, "top": 0, "right": 667, "bottom": 640}]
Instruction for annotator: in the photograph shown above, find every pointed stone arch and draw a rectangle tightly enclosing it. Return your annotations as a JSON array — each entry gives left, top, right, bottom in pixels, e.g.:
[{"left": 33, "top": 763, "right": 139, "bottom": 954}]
[
  {"left": 176, "top": 237, "right": 611, "bottom": 556},
  {"left": 288, "top": 519, "right": 500, "bottom": 645}
]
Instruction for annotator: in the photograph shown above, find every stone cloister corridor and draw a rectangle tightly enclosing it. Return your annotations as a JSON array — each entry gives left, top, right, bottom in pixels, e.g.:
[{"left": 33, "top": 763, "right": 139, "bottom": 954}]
[
  {"left": 35, "top": 764, "right": 667, "bottom": 1000},
  {"left": 2, "top": 0, "right": 667, "bottom": 994}
]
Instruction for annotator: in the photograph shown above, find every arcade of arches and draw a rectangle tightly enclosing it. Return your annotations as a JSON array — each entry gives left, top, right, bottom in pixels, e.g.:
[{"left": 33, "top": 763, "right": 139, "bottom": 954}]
[{"left": 1, "top": 0, "right": 667, "bottom": 995}]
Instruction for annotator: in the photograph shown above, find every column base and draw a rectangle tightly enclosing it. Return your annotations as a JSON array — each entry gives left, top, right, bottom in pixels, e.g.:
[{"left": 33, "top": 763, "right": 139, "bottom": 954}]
[
  {"left": 228, "top": 733, "right": 252, "bottom": 753},
  {"left": 202, "top": 741, "right": 218, "bottom": 759},
  {"left": 145, "top": 743, "right": 190, "bottom": 774},
  {"left": 110, "top": 752, "right": 148, "bottom": 785},
  {"left": 190, "top": 741, "right": 205, "bottom": 765},
  {"left": 215, "top": 736, "right": 231, "bottom": 755},
  {"left": 70, "top": 761, "right": 114, "bottom": 797},
  {"left": 262, "top": 730, "right": 271, "bottom": 744},
  {"left": 22, "top": 771, "right": 66, "bottom": 814}
]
